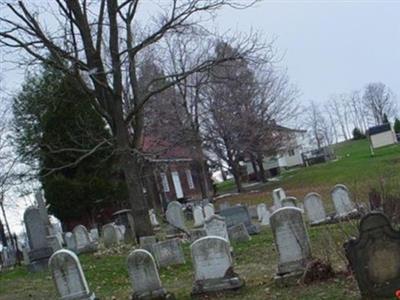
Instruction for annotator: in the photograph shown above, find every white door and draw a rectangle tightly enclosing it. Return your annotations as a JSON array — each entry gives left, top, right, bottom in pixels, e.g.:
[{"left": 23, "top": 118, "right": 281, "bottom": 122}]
[{"left": 171, "top": 171, "right": 184, "bottom": 199}]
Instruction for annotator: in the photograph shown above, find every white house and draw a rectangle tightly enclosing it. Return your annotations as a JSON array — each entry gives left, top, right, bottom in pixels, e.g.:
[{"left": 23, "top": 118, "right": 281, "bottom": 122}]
[
  {"left": 367, "top": 123, "right": 397, "bottom": 149},
  {"left": 244, "top": 126, "right": 306, "bottom": 178}
]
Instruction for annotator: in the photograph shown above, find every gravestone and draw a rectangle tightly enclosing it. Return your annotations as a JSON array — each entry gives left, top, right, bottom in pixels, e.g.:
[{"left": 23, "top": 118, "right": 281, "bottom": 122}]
[
  {"left": 344, "top": 212, "right": 400, "bottom": 298},
  {"left": 257, "top": 204, "right": 268, "bottom": 221},
  {"left": 113, "top": 209, "right": 135, "bottom": 242},
  {"left": 139, "top": 236, "right": 157, "bottom": 254},
  {"left": 331, "top": 184, "right": 357, "bottom": 217},
  {"left": 281, "top": 196, "right": 297, "bottom": 208},
  {"left": 204, "top": 215, "right": 229, "bottom": 242},
  {"left": 228, "top": 223, "right": 251, "bottom": 242},
  {"left": 23, "top": 206, "right": 53, "bottom": 272},
  {"left": 270, "top": 207, "right": 312, "bottom": 282},
  {"left": 272, "top": 188, "right": 286, "bottom": 208},
  {"left": 65, "top": 232, "right": 77, "bottom": 252},
  {"left": 204, "top": 203, "right": 215, "bottom": 220},
  {"left": 193, "top": 206, "right": 205, "bottom": 227},
  {"left": 218, "top": 201, "right": 230, "bottom": 211},
  {"left": 102, "top": 224, "right": 120, "bottom": 248},
  {"left": 149, "top": 209, "right": 160, "bottom": 228},
  {"left": 189, "top": 228, "right": 207, "bottom": 243},
  {"left": 72, "top": 225, "right": 97, "bottom": 254},
  {"left": 47, "top": 235, "right": 62, "bottom": 252},
  {"left": 248, "top": 205, "right": 258, "bottom": 219},
  {"left": 191, "top": 236, "right": 243, "bottom": 294},
  {"left": 260, "top": 209, "right": 271, "bottom": 226},
  {"left": 49, "top": 249, "right": 95, "bottom": 300},
  {"left": 219, "top": 205, "right": 260, "bottom": 235},
  {"left": 89, "top": 228, "right": 99, "bottom": 241},
  {"left": 304, "top": 193, "right": 327, "bottom": 225},
  {"left": 152, "top": 238, "right": 185, "bottom": 268},
  {"left": 166, "top": 201, "right": 187, "bottom": 232},
  {"left": 127, "top": 249, "right": 173, "bottom": 299}
]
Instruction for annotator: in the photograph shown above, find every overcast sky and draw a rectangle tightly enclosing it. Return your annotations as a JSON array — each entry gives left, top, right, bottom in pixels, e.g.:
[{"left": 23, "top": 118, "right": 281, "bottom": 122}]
[{"left": 1, "top": 0, "right": 400, "bottom": 234}]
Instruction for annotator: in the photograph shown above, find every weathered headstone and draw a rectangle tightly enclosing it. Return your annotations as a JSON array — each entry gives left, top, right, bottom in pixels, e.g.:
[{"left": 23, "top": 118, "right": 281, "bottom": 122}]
[
  {"left": 272, "top": 188, "right": 286, "bottom": 208},
  {"left": 139, "top": 236, "right": 157, "bottom": 254},
  {"left": 270, "top": 207, "right": 312, "bottom": 282},
  {"left": 65, "top": 232, "right": 76, "bottom": 252},
  {"left": 127, "top": 249, "right": 173, "bottom": 299},
  {"left": 47, "top": 235, "right": 62, "bottom": 252},
  {"left": 189, "top": 228, "right": 207, "bottom": 243},
  {"left": 102, "top": 223, "right": 120, "bottom": 248},
  {"left": 23, "top": 206, "right": 53, "bottom": 272},
  {"left": 49, "top": 249, "right": 95, "bottom": 300},
  {"left": 204, "top": 203, "right": 215, "bottom": 220},
  {"left": 228, "top": 223, "right": 251, "bottom": 242},
  {"left": 304, "top": 193, "right": 327, "bottom": 225},
  {"left": 257, "top": 203, "right": 268, "bottom": 221},
  {"left": 204, "top": 215, "right": 229, "bottom": 242},
  {"left": 248, "top": 205, "right": 258, "bottom": 219},
  {"left": 193, "top": 206, "right": 205, "bottom": 227},
  {"left": 218, "top": 201, "right": 230, "bottom": 211},
  {"left": 331, "top": 184, "right": 357, "bottom": 217},
  {"left": 281, "top": 196, "right": 297, "bottom": 208},
  {"left": 191, "top": 236, "right": 243, "bottom": 294},
  {"left": 113, "top": 209, "right": 135, "bottom": 242},
  {"left": 72, "top": 225, "right": 97, "bottom": 254},
  {"left": 260, "top": 209, "right": 271, "bottom": 226},
  {"left": 344, "top": 212, "right": 400, "bottom": 298},
  {"left": 166, "top": 201, "right": 187, "bottom": 232},
  {"left": 219, "top": 205, "right": 260, "bottom": 235},
  {"left": 89, "top": 228, "right": 99, "bottom": 242},
  {"left": 149, "top": 209, "right": 160, "bottom": 228},
  {"left": 152, "top": 238, "right": 185, "bottom": 268}
]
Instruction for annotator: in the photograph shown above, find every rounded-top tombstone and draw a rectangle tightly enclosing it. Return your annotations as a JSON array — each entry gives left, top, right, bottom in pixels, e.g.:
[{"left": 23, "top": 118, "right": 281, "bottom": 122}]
[
  {"left": 303, "top": 192, "right": 327, "bottom": 225},
  {"left": 270, "top": 207, "right": 312, "bottom": 277},
  {"left": 127, "top": 249, "right": 171, "bottom": 299},
  {"left": 281, "top": 196, "right": 298, "bottom": 208},
  {"left": 166, "top": 201, "right": 186, "bottom": 232},
  {"left": 49, "top": 249, "right": 95, "bottom": 300},
  {"left": 102, "top": 223, "right": 119, "bottom": 248},
  {"left": 24, "top": 206, "right": 49, "bottom": 251},
  {"left": 331, "top": 184, "right": 356, "bottom": 217}
]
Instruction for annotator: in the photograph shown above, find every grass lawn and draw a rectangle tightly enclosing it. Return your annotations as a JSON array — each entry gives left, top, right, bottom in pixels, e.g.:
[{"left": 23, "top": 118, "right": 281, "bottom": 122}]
[
  {"left": 0, "top": 222, "right": 363, "bottom": 300},
  {"left": 216, "top": 139, "right": 400, "bottom": 210}
]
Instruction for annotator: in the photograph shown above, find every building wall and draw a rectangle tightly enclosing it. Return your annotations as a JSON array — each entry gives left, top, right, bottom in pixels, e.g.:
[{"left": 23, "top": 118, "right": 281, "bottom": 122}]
[
  {"left": 371, "top": 131, "right": 397, "bottom": 149},
  {"left": 282, "top": 148, "right": 304, "bottom": 167}
]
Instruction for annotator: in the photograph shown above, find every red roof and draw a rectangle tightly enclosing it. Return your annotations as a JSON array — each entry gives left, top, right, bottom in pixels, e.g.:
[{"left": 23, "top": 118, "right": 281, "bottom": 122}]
[{"left": 141, "top": 136, "right": 194, "bottom": 159}]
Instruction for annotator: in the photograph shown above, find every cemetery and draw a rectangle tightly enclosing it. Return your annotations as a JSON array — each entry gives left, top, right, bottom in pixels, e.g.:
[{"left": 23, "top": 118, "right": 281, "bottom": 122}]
[{"left": 0, "top": 1, "right": 399, "bottom": 300}]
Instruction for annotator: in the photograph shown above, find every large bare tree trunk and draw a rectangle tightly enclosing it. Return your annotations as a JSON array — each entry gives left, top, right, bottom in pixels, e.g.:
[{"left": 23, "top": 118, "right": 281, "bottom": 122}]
[{"left": 256, "top": 155, "right": 267, "bottom": 182}]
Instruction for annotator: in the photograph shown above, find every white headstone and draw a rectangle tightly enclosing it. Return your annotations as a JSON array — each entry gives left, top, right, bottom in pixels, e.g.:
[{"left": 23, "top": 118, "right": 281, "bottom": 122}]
[
  {"left": 72, "top": 225, "right": 97, "bottom": 254},
  {"left": 193, "top": 206, "right": 205, "bottom": 227},
  {"left": 149, "top": 209, "right": 160, "bottom": 227},
  {"left": 281, "top": 196, "right": 297, "bottom": 208},
  {"left": 204, "top": 215, "right": 229, "bottom": 243},
  {"left": 270, "top": 207, "right": 312, "bottom": 275},
  {"left": 260, "top": 209, "right": 271, "bottom": 226},
  {"left": 272, "top": 188, "right": 286, "bottom": 208},
  {"left": 152, "top": 238, "right": 185, "bottom": 268},
  {"left": 49, "top": 249, "right": 95, "bottom": 300},
  {"left": 191, "top": 236, "right": 243, "bottom": 294},
  {"left": 304, "top": 192, "right": 327, "bottom": 224},
  {"left": 204, "top": 203, "right": 215, "bottom": 220},
  {"left": 257, "top": 204, "right": 268, "bottom": 221},
  {"left": 331, "top": 184, "right": 356, "bottom": 217},
  {"left": 89, "top": 228, "right": 99, "bottom": 241},
  {"left": 127, "top": 249, "right": 168, "bottom": 299},
  {"left": 65, "top": 232, "right": 76, "bottom": 252},
  {"left": 166, "top": 201, "right": 187, "bottom": 232}
]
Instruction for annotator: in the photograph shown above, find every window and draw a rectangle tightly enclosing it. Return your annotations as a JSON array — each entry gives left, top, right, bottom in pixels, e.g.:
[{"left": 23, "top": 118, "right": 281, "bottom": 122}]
[
  {"left": 288, "top": 149, "right": 295, "bottom": 156},
  {"left": 160, "top": 172, "right": 170, "bottom": 192},
  {"left": 185, "top": 169, "right": 195, "bottom": 189}
]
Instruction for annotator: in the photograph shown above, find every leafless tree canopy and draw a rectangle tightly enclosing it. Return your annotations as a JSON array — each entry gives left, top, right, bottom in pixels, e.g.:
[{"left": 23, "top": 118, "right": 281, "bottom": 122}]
[{"left": 0, "top": 0, "right": 265, "bottom": 237}]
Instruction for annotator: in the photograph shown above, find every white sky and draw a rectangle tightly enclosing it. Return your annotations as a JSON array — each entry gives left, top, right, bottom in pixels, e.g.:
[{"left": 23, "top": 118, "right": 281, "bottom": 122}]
[{"left": 1, "top": 0, "right": 400, "bottom": 234}]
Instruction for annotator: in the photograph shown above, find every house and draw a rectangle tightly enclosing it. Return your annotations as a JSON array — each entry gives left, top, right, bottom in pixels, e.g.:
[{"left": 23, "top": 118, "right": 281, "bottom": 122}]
[
  {"left": 244, "top": 126, "right": 306, "bottom": 179},
  {"left": 141, "top": 137, "right": 206, "bottom": 211},
  {"left": 367, "top": 123, "right": 397, "bottom": 149}
]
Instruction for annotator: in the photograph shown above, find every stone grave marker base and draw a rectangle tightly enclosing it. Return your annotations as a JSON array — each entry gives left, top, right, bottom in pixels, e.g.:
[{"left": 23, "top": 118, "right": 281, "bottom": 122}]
[
  {"left": 131, "top": 287, "right": 175, "bottom": 300},
  {"left": 27, "top": 258, "right": 49, "bottom": 273},
  {"left": 191, "top": 276, "right": 244, "bottom": 295},
  {"left": 274, "top": 271, "right": 304, "bottom": 287},
  {"left": 76, "top": 243, "right": 98, "bottom": 255}
]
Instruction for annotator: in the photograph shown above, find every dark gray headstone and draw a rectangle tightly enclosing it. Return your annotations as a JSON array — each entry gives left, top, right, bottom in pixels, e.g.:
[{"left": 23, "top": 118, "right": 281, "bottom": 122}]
[
  {"left": 344, "top": 212, "right": 400, "bottom": 298},
  {"left": 139, "top": 236, "right": 157, "bottom": 255},
  {"left": 219, "top": 206, "right": 259, "bottom": 235},
  {"left": 228, "top": 223, "right": 251, "bottom": 243}
]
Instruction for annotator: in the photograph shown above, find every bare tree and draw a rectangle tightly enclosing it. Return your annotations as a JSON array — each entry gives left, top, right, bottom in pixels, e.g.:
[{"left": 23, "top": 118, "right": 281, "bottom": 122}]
[
  {"left": 363, "top": 82, "right": 397, "bottom": 125},
  {"left": 0, "top": 1, "right": 264, "bottom": 237},
  {"left": 304, "top": 101, "right": 326, "bottom": 149}
]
